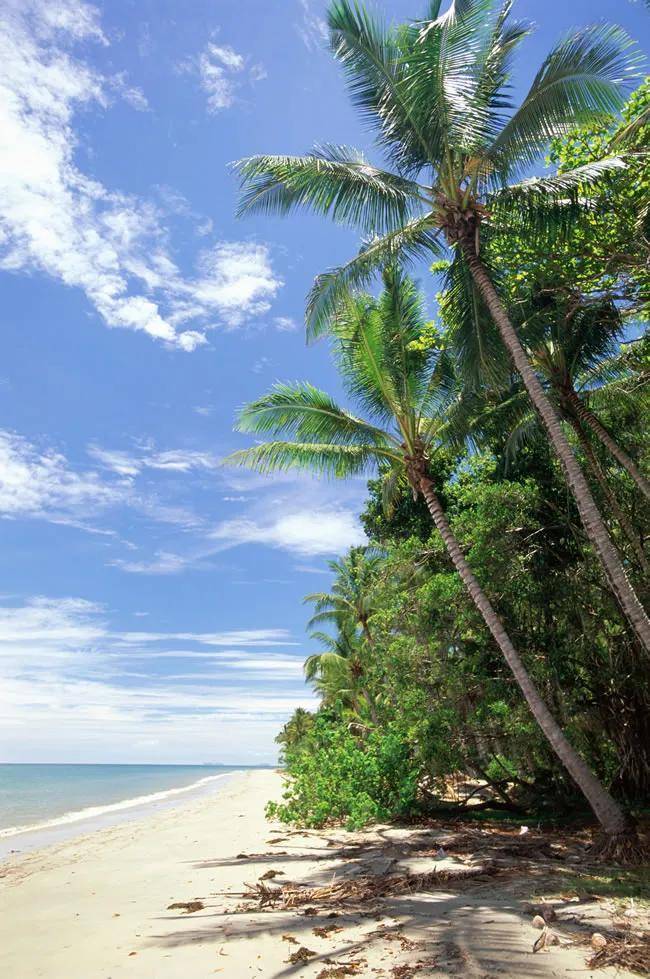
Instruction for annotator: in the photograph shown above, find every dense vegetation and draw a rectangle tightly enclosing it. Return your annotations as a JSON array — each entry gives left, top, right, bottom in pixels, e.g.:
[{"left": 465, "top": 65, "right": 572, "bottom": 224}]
[{"left": 229, "top": 0, "right": 649, "bottom": 855}]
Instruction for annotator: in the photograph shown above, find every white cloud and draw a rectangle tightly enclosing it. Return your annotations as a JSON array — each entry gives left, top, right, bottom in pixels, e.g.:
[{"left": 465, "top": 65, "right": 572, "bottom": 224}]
[
  {"left": 274, "top": 315, "right": 298, "bottom": 332},
  {"left": 211, "top": 508, "right": 366, "bottom": 556},
  {"left": 88, "top": 444, "right": 220, "bottom": 476},
  {"left": 109, "top": 550, "right": 196, "bottom": 575},
  {"left": 172, "top": 242, "right": 282, "bottom": 329},
  {"left": 0, "top": 2, "right": 282, "bottom": 350},
  {"left": 186, "top": 41, "right": 266, "bottom": 114},
  {"left": 110, "top": 71, "right": 149, "bottom": 110},
  {"left": 0, "top": 597, "right": 314, "bottom": 763},
  {"left": 252, "top": 356, "right": 271, "bottom": 373},
  {"left": 0, "top": 429, "right": 212, "bottom": 534},
  {"left": 296, "top": 0, "right": 328, "bottom": 51},
  {"left": 0, "top": 430, "right": 125, "bottom": 519},
  {"left": 198, "top": 43, "right": 242, "bottom": 111}
]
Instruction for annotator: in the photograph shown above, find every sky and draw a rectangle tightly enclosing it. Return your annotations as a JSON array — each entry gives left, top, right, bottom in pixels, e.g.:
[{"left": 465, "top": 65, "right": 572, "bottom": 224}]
[{"left": 0, "top": 0, "right": 647, "bottom": 765}]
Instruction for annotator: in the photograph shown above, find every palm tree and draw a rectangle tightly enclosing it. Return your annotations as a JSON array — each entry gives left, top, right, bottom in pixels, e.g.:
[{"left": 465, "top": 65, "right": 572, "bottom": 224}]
[
  {"left": 305, "top": 547, "right": 382, "bottom": 643},
  {"left": 233, "top": 0, "right": 650, "bottom": 654},
  {"left": 305, "top": 623, "right": 376, "bottom": 719},
  {"left": 226, "top": 267, "right": 633, "bottom": 846},
  {"left": 276, "top": 707, "right": 314, "bottom": 752},
  {"left": 471, "top": 295, "right": 649, "bottom": 572}
]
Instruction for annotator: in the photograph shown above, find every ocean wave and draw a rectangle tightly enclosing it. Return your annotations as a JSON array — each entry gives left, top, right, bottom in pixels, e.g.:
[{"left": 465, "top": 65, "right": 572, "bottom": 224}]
[{"left": 0, "top": 772, "right": 233, "bottom": 839}]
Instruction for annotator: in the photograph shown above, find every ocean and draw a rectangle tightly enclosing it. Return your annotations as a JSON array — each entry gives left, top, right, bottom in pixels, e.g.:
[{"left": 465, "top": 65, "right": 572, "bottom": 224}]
[{"left": 0, "top": 763, "right": 248, "bottom": 843}]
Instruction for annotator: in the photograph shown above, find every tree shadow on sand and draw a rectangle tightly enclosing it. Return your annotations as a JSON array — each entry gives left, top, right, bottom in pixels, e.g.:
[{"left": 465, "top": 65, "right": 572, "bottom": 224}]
[{"left": 144, "top": 821, "right": 644, "bottom": 977}]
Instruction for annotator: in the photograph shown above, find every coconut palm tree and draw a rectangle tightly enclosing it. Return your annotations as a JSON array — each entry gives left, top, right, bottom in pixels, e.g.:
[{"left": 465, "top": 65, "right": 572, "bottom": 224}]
[
  {"left": 305, "top": 623, "right": 376, "bottom": 718},
  {"left": 226, "top": 267, "right": 633, "bottom": 846},
  {"left": 463, "top": 294, "right": 649, "bottom": 572},
  {"left": 233, "top": 0, "right": 650, "bottom": 654},
  {"left": 276, "top": 707, "right": 314, "bottom": 752},
  {"left": 305, "top": 547, "right": 382, "bottom": 642}
]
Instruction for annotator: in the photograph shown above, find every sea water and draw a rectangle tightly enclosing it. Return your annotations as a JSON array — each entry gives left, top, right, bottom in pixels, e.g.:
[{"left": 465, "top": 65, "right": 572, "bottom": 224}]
[{"left": 0, "top": 763, "right": 247, "bottom": 846}]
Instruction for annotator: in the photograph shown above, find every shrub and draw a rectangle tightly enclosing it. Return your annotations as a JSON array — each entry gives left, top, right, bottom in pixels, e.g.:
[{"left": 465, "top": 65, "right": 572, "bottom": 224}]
[{"left": 266, "top": 717, "right": 420, "bottom": 830}]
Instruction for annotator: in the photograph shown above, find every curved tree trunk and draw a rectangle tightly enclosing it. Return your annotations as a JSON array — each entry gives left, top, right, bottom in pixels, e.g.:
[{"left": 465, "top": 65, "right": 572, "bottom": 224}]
[
  {"left": 566, "top": 415, "right": 649, "bottom": 576},
  {"left": 417, "top": 471, "right": 630, "bottom": 838},
  {"left": 564, "top": 387, "right": 650, "bottom": 501},
  {"left": 460, "top": 241, "right": 650, "bottom": 655}
]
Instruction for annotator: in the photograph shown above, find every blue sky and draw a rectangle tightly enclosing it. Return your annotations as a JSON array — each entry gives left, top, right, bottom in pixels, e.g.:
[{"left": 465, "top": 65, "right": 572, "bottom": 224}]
[{"left": 0, "top": 0, "right": 647, "bottom": 764}]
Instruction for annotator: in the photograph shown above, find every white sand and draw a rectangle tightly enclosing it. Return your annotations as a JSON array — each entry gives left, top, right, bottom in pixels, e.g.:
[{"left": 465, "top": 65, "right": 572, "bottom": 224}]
[{"left": 0, "top": 769, "right": 635, "bottom": 978}]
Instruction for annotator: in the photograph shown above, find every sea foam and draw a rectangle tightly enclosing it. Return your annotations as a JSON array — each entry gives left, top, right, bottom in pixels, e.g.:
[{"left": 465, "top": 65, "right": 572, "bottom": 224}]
[{"left": 0, "top": 772, "right": 231, "bottom": 839}]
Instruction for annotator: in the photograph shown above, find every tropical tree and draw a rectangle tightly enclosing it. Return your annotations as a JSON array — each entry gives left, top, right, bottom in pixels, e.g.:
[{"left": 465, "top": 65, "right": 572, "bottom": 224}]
[
  {"left": 276, "top": 707, "right": 315, "bottom": 754},
  {"left": 305, "top": 546, "right": 382, "bottom": 642},
  {"left": 305, "top": 622, "right": 378, "bottom": 721},
  {"left": 226, "top": 267, "right": 634, "bottom": 849},
  {"left": 467, "top": 295, "right": 649, "bottom": 572},
  {"left": 233, "top": 0, "right": 650, "bottom": 653}
]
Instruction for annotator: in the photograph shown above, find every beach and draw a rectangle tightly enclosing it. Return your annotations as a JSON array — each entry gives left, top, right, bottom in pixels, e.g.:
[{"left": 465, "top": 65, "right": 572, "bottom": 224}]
[{"left": 0, "top": 769, "right": 640, "bottom": 978}]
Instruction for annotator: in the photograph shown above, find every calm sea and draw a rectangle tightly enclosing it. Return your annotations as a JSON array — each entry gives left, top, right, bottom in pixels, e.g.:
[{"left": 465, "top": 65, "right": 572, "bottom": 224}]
[{"left": 0, "top": 763, "right": 247, "bottom": 839}]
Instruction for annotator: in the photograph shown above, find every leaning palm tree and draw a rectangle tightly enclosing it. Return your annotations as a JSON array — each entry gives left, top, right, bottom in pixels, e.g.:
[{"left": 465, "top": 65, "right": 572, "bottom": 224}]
[
  {"left": 466, "top": 296, "right": 649, "bottom": 572},
  {"left": 233, "top": 0, "right": 650, "bottom": 653},
  {"left": 226, "top": 267, "right": 634, "bottom": 850}
]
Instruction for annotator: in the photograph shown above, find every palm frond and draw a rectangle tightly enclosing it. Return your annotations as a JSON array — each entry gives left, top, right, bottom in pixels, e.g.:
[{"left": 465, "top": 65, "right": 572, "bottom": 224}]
[
  {"left": 503, "top": 408, "right": 540, "bottom": 467},
  {"left": 327, "top": 0, "right": 439, "bottom": 171},
  {"left": 440, "top": 247, "right": 509, "bottom": 389},
  {"left": 487, "top": 23, "right": 641, "bottom": 177},
  {"left": 224, "top": 442, "right": 398, "bottom": 478},
  {"left": 306, "top": 216, "right": 443, "bottom": 340},
  {"left": 488, "top": 156, "right": 628, "bottom": 243},
  {"left": 235, "top": 381, "right": 395, "bottom": 447},
  {"left": 412, "top": 0, "right": 529, "bottom": 158},
  {"left": 233, "top": 145, "right": 425, "bottom": 233}
]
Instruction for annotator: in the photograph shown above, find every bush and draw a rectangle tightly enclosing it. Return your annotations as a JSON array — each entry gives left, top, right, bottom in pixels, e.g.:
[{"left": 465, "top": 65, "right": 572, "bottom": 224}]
[{"left": 266, "top": 717, "right": 420, "bottom": 830}]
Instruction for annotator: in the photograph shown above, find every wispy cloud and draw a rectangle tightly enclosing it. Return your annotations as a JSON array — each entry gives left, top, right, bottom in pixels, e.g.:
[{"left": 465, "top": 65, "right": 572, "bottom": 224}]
[
  {"left": 199, "top": 43, "right": 244, "bottom": 111},
  {"left": 274, "top": 316, "right": 298, "bottom": 332},
  {"left": 0, "top": 430, "right": 126, "bottom": 520},
  {"left": 295, "top": 0, "right": 328, "bottom": 52},
  {"left": 211, "top": 508, "right": 366, "bottom": 556},
  {"left": 182, "top": 40, "right": 267, "bottom": 114},
  {"left": 0, "top": 1, "right": 282, "bottom": 351},
  {"left": 0, "top": 596, "right": 313, "bottom": 763},
  {"left": 0, "top": 429, "right": 209, "bottom": 534},
  {"left": 88, "top": 444, "right": 220, "bottom": 476}
]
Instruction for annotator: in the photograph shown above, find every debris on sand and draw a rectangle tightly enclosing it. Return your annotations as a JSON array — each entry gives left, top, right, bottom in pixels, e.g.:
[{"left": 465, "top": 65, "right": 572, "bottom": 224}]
[
  {"left": 587, "top": 933, "right": 650, "bottom": 974},
  {"left": 259, "top": 869, "right": 285, "bottom": 880},
  {"left": 532, "top": 926, "right": 560, "bottom": 952},
  {"left": 313, "top": 924, "right": 344, "bottom": 937},
  {"left": 316, "top": 964, "right": 363, "bottom": 978},
  {"left": 286, "top": 945, "right": 317, "bottom": 964},
  {"left": 241, "top": 864, "right": 497, "bottom": 910},
  {"left": 167, "top": 900, "right": 204, "bottom": 913},
  {"left": 281, "top": 934, "right": 299, "bottom": 944}
]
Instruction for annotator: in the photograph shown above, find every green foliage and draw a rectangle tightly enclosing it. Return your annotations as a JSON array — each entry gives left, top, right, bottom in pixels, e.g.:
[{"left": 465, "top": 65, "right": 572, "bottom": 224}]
[
  {"left": 230, "top": 14, "right": 650, "bottom": 831},
  {"left": 266, "top": 715, "right": 420, "bottom": 829},
  {"left": 235, "top": 0, "right": 641, "bottom": 337}
]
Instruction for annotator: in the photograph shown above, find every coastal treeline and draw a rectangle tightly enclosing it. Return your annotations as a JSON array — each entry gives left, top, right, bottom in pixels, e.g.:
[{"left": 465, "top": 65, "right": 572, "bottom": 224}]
[{"left": 228, "top": 0, "right": 650, "bottom": 857}]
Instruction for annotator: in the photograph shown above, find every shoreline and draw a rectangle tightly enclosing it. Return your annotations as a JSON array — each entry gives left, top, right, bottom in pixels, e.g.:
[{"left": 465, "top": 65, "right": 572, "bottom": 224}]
[
  {"left": 0, "top": 769, "right": 640, "bottom": 978},
  {"left": 0, "top": 768, "right": 244, "bottom": 860}
]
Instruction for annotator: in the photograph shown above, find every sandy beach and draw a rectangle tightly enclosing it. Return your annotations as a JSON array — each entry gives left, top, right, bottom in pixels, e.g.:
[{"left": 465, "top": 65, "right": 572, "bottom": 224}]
[{"left": 0, "top": 769, "right": 641, "bottom": 978}]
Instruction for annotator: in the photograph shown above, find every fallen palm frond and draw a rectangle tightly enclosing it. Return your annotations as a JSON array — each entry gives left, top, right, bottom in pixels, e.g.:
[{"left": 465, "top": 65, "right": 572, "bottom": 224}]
[
  {"left": 240, "top": 863, "right": 498, "bottom": 910},
  {"left": 587, "top": 933, "right": 650, "bottom": 974}
]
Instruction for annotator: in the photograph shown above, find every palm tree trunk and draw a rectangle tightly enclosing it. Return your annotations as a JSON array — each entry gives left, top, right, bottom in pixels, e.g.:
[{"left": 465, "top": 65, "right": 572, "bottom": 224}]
[
  {"left": 566, "top": 415, "right": 648, "bottom": 576},
  {"left": 417, "top": 471, "right": 631, "bottom": 839},
  {"left": 564, "top": 387, "right": 650, "bottom": 501},
  {"left": 360, "top": 685, "right": 379, "bottom": 725},
  {"left": 460, "top": 241, "right": 650, "bottom": 655}
]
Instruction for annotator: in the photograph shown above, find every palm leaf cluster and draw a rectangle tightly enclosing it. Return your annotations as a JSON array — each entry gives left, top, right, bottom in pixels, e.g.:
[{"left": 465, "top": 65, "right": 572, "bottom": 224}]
[{"left": 233, "top": 0, "right": 639, "bottom": 338}]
